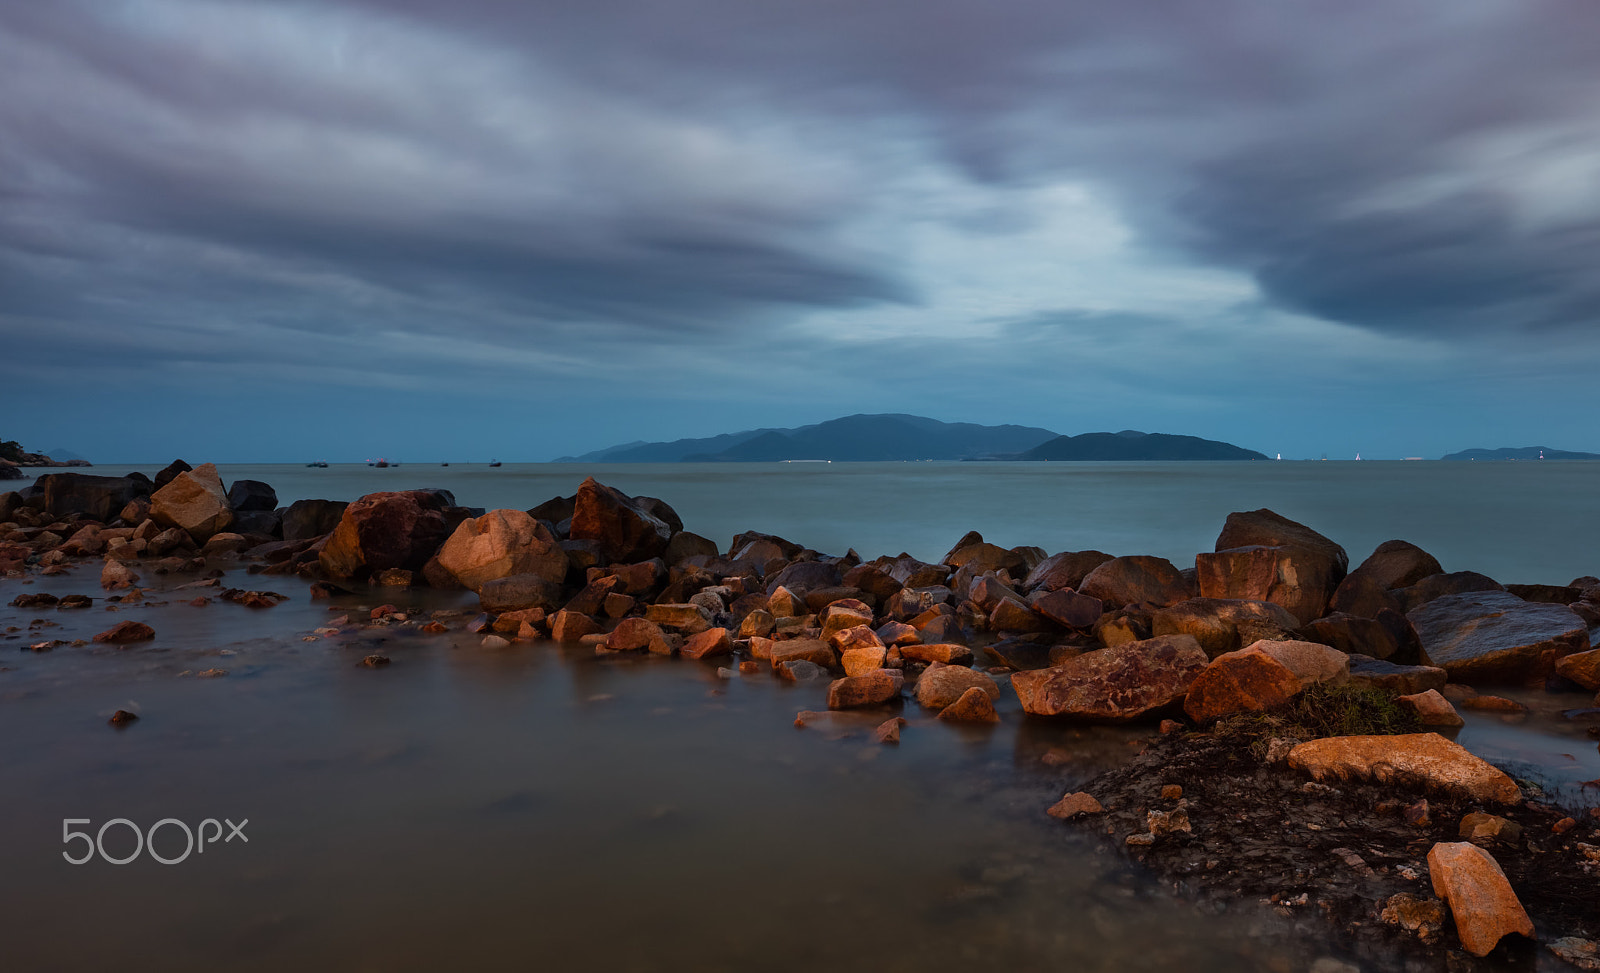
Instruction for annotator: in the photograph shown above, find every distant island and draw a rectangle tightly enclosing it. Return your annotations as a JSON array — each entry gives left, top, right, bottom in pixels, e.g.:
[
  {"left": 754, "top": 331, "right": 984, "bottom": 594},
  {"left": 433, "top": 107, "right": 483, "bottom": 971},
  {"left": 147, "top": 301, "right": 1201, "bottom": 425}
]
[
  {"left": 557, "top": 414, "right": 1266, "bottom": 463},
  {"left": 1015, "top": 430, "right": 1268, "bottom": 461},
  {"left": 1441, "top": 446, "right": 1600, "bottom": 461},
  {"left": 0, "top": 439, "right": 91, "bottom": 478}
]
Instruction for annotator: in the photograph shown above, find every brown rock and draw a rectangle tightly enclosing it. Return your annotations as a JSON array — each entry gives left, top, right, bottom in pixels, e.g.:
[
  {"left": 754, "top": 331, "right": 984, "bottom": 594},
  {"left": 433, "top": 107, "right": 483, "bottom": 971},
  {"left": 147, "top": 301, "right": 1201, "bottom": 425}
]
[
  {"left": 100, "top": 559, "right": 139, "bottom": 590},
  {"left": 478, "top": 574, "right": 564, "bottom": 614},
  {"left": 820, "top": 600, "right": 875, "bottom": 641},
  {"left": 319, "top": 490, "right": 452, "bottom": 580},
  {"left": 1347, "top": 654, "right": 1448, "bottom": 694},
  {"left": 875, "top": 717, "right": 906, "bottom": 744},
  {"left": 1093, "top": 607, "right": 1152, "bottom": 647},
  {"left": 770, "top": 639, "right": 835, "bottom": 670},
  {"left": 569, "top": 477, "right": 672, "bottom": 563},
  {"left": 1025, "top": 551, "right": 1114, "bottom": 593},
  {"left": 841, "top": 645, "right": 888, "bottom": 677},
  {"left": 1459, "top": 695, "right": 1526, "bottom": 714},
  {"left": 606, "top": 617, "right": 670, "bottom": 653},
  {"left": 937, "top": 685, "right": 999, "bottom": 722},
  {"left": 1288, "top": 733, "right": 1521, "bottom": 804},
  {"left": 1397, "top": 689, "right": 1464, "bottom": 727},
  {"left": 682, "top": 627, "right": 732, "bottom": 660},
  {"left": 1182, "top": 645, "right": 1303, "bottom": 723},
  {"left": 549, "top": 610, "right": 601, "bottom": 642},
  {"left": 1299, "top": 611, "right": 1413, "bottom": 662},
  {"left": 602, "top": 592, "right": 636, "bottom": 619},
  {"left": 1353, "top": 540, "right": 1444, "bottom": 591},
  {"left": 93, "top": 620, "right": 155, "bottom": 643},
  {"left": 1426, "top": 841, "right": 1534, "bottom": 957},
  {"left": 1408, "top": 589, "right": 1589, "bottom": 683},
  {"left": 149, "top": 463, "right": 234, "bottom": 544},
  {"left": 1250, "top": 638, "right": 1349, "bottom": 689},
  {"left": 1079, "top": 555, "right": 1194, "bottom": 609},
  {"left": 1397, "top": 571, "right": 1505, "bottom": 612},
  {"left": 1011, "top": 634, "right": 1208, "bottom": 721},
  {"left": 874, "top": 620, "right": 919, "bottom": 646},
  {"left": 915, "top": 664, "right": 1000, "bottom": 709},
  {"left": 1030, "top": 588, "right": 1103, "bottom": 629},
  {"left": 1047, "top": 791, "right": 1104, "bottom": 819},
  {"left": 988, "top": 596, "right": 1056, "bottom": 633},
  {"left": 738, "top": 608, "right": 776, "bottom": 638},
  {"left": 826, "top": 669, "right": 903, "bottom": 709},
  {"left": 767, "top": 585, "right": 804, "bottom": 618},
  {"left": 1151, "top": 597, "right": 1300, "bottom": 657},
  {"left": 899, "top": 642, "right": 973, "bottom": 665},
  {"left": 942, "top": 534, "right": 1026, "bottom": 575},
  {"left": 1555, "top": 647, "right": 1600, "bottom": 690},
  {"left": 1458, "top": 812, "right": 1522, "bottom": 846},
  {"left": 1379, "top": 892, "right": 1447, "bottom": 942},
  {"left": 436, "top": 509, "right": 566, "bottom": 591},
  {"left": 1327, "top": 571, "right": 1406, "bottom": 619},
  {"left": 1196, "top": 545, "right": 1341, "bottom": 626}
]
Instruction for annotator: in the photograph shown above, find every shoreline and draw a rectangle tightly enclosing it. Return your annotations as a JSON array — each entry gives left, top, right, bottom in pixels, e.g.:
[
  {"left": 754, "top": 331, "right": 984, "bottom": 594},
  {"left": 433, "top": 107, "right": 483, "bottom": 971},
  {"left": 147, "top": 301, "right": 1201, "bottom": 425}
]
[{"left": 4, "top": 462, "right": 1600, "bottom": 967}]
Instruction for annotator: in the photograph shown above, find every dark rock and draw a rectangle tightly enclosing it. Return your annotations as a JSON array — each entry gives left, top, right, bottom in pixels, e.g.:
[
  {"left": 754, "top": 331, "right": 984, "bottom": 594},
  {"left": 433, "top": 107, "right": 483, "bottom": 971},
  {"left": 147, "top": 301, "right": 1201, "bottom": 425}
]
[
  {"left": 93, "top": 620, "right": 155, "bottom": 643},
  {"left": 885, "top": 556, "right": 950, "bottom": 587},
  {"left": 1327, "top": 571, "right": 1406, "bottom": 618},
  {"left": 664, "top": 530, "right": 719, "bottom": 564},
  {"left": 1092, "top": 606, "right": 1153, "bottom": 646},
  {"left": 153, "top": 459, "right": 191, "bottom": 490},
  {"left": 842, "top": 562, "right": 904, "bottom": 601},
  {"left": 108, "top": 709, "right": 139, "bottom": 725},
  {"left": 826, "top": 669, "right": 904, "bottom": 709},
  {"left": 559, "top": 538, "right": 604, "bottom": 575},
  {"left": 1408, "top": 590, "right": 1588, "bottom": 682},
  {"left": 1504, "top": 583, "right": 1584, "bottom": 605},
  {"left": 319, "top": 491, "right": 451, "bottom": 580},
  {"left": 232, "top": 509, "right": 282, "bottom": 538},
  {"left": 1215, "top": 508, "right": 1349, "bottom": 576},
  {"left": 1024, "top": 550, "right": 1115, "bottom": 593},
  {"left": 0, "top": 464, "right": 22, "bottom": 481},
  {"left": 526, "top": 494, "right": 576, "bottom": 527},
  {"left": 1346, "top": 654, "right": 1448, "bottom": 694},
  {"left": 942, "top": 533, "right": 1026, "bottom": 576},
  {"left": 983, "top": 639, "right": 1056, "bottom": 671},
  {"left": 766, "top": 559, "right": 842, "bottom": 595},
  {"left": 1030, "top": 588, "right": 1104, "bottom": 629},
  {"left": 1150, "top": 597, "right": 1299, "bottom": 658},
  {"left": 569, "top": 477, "right": 672, "bottom": 563},
  {"left": 1397, "top": 572, "right": 1505, "bottom": 612},
  {"left": 989, "top": 596, "right": 1056, "bottom": 633},
  {"left": 479, "top": 574, "right": 565, "bottom": 614},
  {"left": 1079, "top": 555, "right": 1193, "bottom": 609},
  {"left": 1351, "top": 539, "right": 1444, "bottom": 590},
  {"left": 35, "top": 472, "right": 150, "bottom": 522},
  {"left": 1300, "top": 611, "right": 1406, "bottom": 662},
  {"left": 226, "top": 479, "right": 278, "bottom": 512},
  {"left": 634, "top": 496, "right": 683, "bottom": 534},
  {"left": 280, "top": 499, "right": 349, "bottom": 541}
]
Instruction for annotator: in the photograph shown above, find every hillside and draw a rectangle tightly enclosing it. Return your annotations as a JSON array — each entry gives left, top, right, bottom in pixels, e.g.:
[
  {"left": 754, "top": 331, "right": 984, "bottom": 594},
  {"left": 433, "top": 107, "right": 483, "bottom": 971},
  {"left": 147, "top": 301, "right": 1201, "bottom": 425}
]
[
  {"left": 1441, "top": 446, "right": 1600, "bottom": 461},
  {"left": 1017, "top": 430, "right": 1268, "bottom": 461}
]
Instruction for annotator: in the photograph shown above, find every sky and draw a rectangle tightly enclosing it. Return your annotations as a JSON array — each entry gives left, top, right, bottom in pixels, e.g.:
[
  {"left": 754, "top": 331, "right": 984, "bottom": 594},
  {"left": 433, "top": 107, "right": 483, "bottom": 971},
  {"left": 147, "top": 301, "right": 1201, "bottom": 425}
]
[{"left": 3, "top": 0, "right": 1599, "bottom": 463}]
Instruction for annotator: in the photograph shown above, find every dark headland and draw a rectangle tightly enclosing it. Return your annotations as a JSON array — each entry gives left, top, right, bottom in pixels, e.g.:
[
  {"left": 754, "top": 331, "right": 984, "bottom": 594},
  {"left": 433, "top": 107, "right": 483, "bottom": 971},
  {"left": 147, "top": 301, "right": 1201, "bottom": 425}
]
[
  {"left": 4, "top": 462, "right": 1599, "bottom": 969},
  {"left": 1442, "top": 446, "right": 1600, "bottom": 461}
]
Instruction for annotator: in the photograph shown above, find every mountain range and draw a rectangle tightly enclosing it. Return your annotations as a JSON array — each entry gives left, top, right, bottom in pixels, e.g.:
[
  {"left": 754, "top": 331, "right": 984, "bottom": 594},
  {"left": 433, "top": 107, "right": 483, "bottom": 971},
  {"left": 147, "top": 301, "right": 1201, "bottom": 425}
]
[{"left": 555, "top": 414, "right": 1265, "bottom": 462}]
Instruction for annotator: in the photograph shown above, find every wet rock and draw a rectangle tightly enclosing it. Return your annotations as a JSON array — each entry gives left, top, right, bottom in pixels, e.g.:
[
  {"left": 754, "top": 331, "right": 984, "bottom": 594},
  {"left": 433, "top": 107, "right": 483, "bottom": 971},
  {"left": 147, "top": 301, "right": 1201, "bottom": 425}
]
[
  {"left": 1353, "top": 540, "right": 1445, "bottom": 591},
  {"left": 1288, "top": 734, "right": 1521, "bottom": 804},
  {"left": 436, "top": 509, "right": 567, "bottom": 591},
  {"left": 1047, "top": 792, "right": 1103, "bottom": 819},
  {"left": 826, "top": 669, "right": 903, "bottom": 709},
  {"left": 1397, "top": 689, "right": 1464, "bottom": 727},
  {"left": 664, "top": 530, "right": 718, "bottom": 564},
  {"left": 738, "top": 609, "right": 776, "bottom": 638},
  {"left": 549, "top": 610, "right": 601, "bottom": 642},
  {"left": 767, "top": 585, "right": 804, "bottom": 618},
  {"left": 11, "top": 592, "right": 59, "bottom": 608},
  {"left": 1327, "top": 571, "right": 1406, "bottom": 619},
  {"left": 1379, "top": 892, "right": 1447, "bottom": 943},
  {"left": 360, "top": 654, "right": 391, "bottom": 667},
  {"left": 479, "top": 574, "right": 565, "bottom": 614},
  {"left": 36, "top": 472, "right": 150, "bottom": 522},
  {"left": 819, "top": 600, "right": 874, "bottom": 641},
  {"left": 149, "top": 463, "right": 234, "bottom": 544},
  {"left": 569, "top": 477, "right": 673, "bottom": 564},
  {"left": 319, "top": 490, "right": 451, "bottom": 580},
  {"left": 899, "top": 642, "right": 973, "bottom": 665},
  {"left": 915, "top": 663, "right": 1000, "bottom": 709},
  {"left": 776, "top": 659, "right": 829, "bottom": 681},
  {"left": 938, "top": 686, "right": 1000, "bottom": 723},
  {"left": 1426, "top": 841, "right": 1534, "bottom": 957},
  {"left": 226, "top": 479, "right": 277, "bottom": 512},
  {"left": 1346, "top": 654, "right": 1448, "bottom": 694},
  {"left": 1011, "top": 634, "right": 1208, "bottom": 721},
  {"left": 1029, "top": 588, "right": 1103, "bottom": 629},
  {"left": 1182, "top": 645, "right": 1303, "bottom": 723},
  {"left": 1251, "top": 638, "right": 1349, "bottom": 689},
  {"left": 606, "top": 617, "right": 671, "bottom": 653},
  {"left": 1408, "top": 589, "right": 1588, "bottom": 683},
  {"left": 93, "top": 620, "right": 155, "bottom": 643},
  {"left": 645, "top": 603, "right": 713, "bottom": 635},
  {"left": 1548, "top": 938, "right": 1600, "bottom": 971},
  {"left": 1079, "top": 555, "right": 1194, "bottom": 609},
  {"left": 1459, "top": 812, "right": 1522, "bottom": 846},
  {"left": 681, "top": 627, "right": 732, "bottom": 660},
  {"left": 1024, "top": 550, "right": 1114, "bottom": 593},
  {"left": 1093, "top": 606, "right": 1153, "bottom": 646},
  {"left": 1555, "top": 647, "right": 1600, "bottom": 690},
  {"left": 1151, "top": 597, "right": 1300, "bottom": 657},
  {"left": 100, "top": 560, "right": 139, "bottom": 590},
  {"left": 874, "top": 717, "right": 906, "bottom": 744},
  {"left": 1397, "top": 571, "right": 1505, "bottom": 612},
  {"left": 107, "top": 709, "right": 140, "bottom": 726},
  {"left": 769, "top": 639, "right": 835, "bottom": 670},
  {"left": 942, "top": 533, "right": 1026, "bottom": 576},
  {"left": 1458, "top": 694, "right": 1526, "bottom": 714}
]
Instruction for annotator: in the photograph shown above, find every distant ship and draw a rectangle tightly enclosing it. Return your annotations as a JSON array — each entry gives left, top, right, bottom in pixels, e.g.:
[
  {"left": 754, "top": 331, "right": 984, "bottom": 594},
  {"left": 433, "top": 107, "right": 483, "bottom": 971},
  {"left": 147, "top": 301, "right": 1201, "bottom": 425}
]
[
  {"left": 305, "top": 460, "right": 328, "bottom": 468},
  {"left": 488, "top": 460, "right": 502, "bottom": 467}
]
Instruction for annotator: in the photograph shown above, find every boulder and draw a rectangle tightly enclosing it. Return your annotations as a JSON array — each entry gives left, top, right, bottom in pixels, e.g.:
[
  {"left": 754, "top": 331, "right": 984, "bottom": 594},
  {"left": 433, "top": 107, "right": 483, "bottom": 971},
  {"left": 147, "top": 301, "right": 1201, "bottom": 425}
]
[
  {"left": 899, "top": 642, "right": 973, "bottom": 665},
  {"left": 436, "top": 509, "right": 567, "bottom": 591},
  {"left": 1030, "top": 588, "right": 1103, "bottom": 629},
  {"left": 1287, "top": 733, "right": 1520, "bottom": 804},
  {"left": 937, "top": 686, "right": 1000, "bottom": 723},
  {"left": 100, "top": 559, "right": 139, "bottom": 590},
  {"left": 1352, "top": 539, "right": 1444, "bottom": 591},
  {"left": 1426, "top": 842, "right": 1534, "bottom": 957},
  {"left": 1554, "top": 647, "right": 1600, "bottom": 690},
  {"left": 153, "top": 459, "right": 191, "bottom": 490},
  {"left": 1326, "top": 572, "right": 1405, "bottom": 619},
  {"left": 768, "top": 560, "right": 843, "bottom": 596},
  {"left": 280, "top": 499, "right": 349, "bottom": 541},
  {"left": 1398, "top": 572, "right": 1505, "bottom": 612},
  {"left": 915, "top": 664, "right": 1000, "bottom": 709},
  {"left": 1010, "top": 634, "right": 1208, "bottom": 721},
  {"left": 1408, "top": 589, "right": 1588, "bottom": 683},
  {"left": 770, "top": 639, "right": 835, "bottom": 670},
  {"left": 885, "top": 556, "right": 950, "bottom": 588},
  {"left": 93, "top": 620, "right": 155, "bottom": 643},
  {"left": 1150, "top": 598, "right": 1300, "bottom": 658},
  {"left": 478, "top": 574, "right": 564, "bottom": 614},
  {"left": 942, "top": 532, "right": 1026, "bottom": 576},
  {"left": 1346, "top": 654, "right": 1448, "bottom": 695},
  {"left": 1025, "top": 550, "right": 1115, "bottom": 593},
  {"left": 1196, "top": 545, "right": 1336, "bottom": 626},
  {"left": 645, "top": 603, "right": 713, "bottom": 635},
  {"left": 1047, "top": 792, "right": 1104, "bottom": 819},
  {"left": 1079, "top": 555, "right": 1193, "bottom": 609},
  {"left": 1299, "top": 611, "right": 1410, "bottom": 662},
  {"left": 527, "top": 494, "right": 576, "bottom": 527},
  {"left": 1397, "top": 689, "right": 1464, "bottom": 727},
  {"left": 1182, "top": 645, "right": 1304, "bottom": 723},
  {"left": 843, "top": 562, "right": 904, "bottom": 601},
  {"left": 820, "top": 600, "right": 874, "bottom": 641},
  {"left": 149, "top": 463, "right": 234, "bottom": 544},
  {"left": 319, "top": 490, "right": 451, "bottom": 580},
  {"left": 548, "top": 610, "right": 601, "bottom": 642},
  {"left": 1251, "top": 639, "right": 1349, "bottom": 689},
  {"left": 633, "top": 496, "right": 683, "bottom": 534},
  {"left": 569, "top": 477, "right": 672, "bottom": 563},
  {"left": 826, "top": 669, "right": 904, "bottom": 709},
  {"left": 606, "top": 617, "right": 671, "bottom": 653},
  {"left": 682, "top": 627, "right": 732, "bottom": 660},
  {"left": 225, "top": 479, "right": 278, "bottom": 512},
  {"left": 36, "top": 472, "right": 150, "bottom": 522},
  {"left": 1214, "top": 508, "right": 1349, "bottom": 576},
  {"left": 664, "top": 530, "right": 719, "bottom": 565},
  {"left": 989, "top": 596, "right": 1056, "bottom": 634}
]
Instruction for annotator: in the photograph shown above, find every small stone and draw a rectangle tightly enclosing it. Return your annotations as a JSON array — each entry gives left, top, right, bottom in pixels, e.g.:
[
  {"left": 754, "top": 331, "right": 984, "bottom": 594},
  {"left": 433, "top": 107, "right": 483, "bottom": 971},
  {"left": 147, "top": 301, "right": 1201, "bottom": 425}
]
[
  {"left": 93, "top": 620, "right": 155, "bottom": 644},
  {"left": 1379, "top": 892, "right": 1446, "bottom": 942},
  {"left": 1146, "top": 806, "right": 1191, "bottom": 837},
  {"left": 420, "top": 621, "right": 448, "bottom": 634},
  {"left": 108, "top": 709, "right": 139, "bottom": 725},
  {"left": 196, "top": 668, "right": 227, "bottom": 678},
  {"left": 875, "top": 717, "right": 906, "bottom": 744},
  {"left": 1126, "top": 832, "right": 1155, "bottom": 847},
  {"left": 1160, "top": 784, "right": 1183, "bottom": 800},
  {"left": 1548, "top": 937, "right": 1600, "bottom": 971},
  {"left": 1459, "top": 812, "right": 1522, "bottom": 846},
  {"left": 1159, "top": 719, "right": 1184, "bottom": 734},
  {"left": 1404, "top": 798, "right": 1432, "bottom": 827},
  {"left": 826, "top": 669, "right": 903, "bottom": 709},
  {"left": 360, "top": 654, "right": 391, "bottom": 667},
  {"left": 1459, "top": 694, "right": 1527, "bottom": 714},
  {"left": 937, "top": 685, "right": 1000, "bottom": 723},
  {"left": 1047, "top": 792, "right": 1103, "bottom": 819},
  {"left": 1397, "top": 688, "right": 1465, "bottom": 727},
  {"left": 481, "top": 635, "right": 511, "bottom": 649},
  {"left": 1553, "top": 817, "right": 1577, "bottom": 834}
]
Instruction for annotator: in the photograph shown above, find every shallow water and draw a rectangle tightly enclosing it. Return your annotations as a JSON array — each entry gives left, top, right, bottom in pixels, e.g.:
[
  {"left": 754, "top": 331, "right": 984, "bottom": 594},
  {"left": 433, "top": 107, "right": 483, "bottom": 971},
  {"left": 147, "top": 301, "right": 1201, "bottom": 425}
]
[
  {"left": 57, "top": 459, "right": 1600, "bottom": 585},
  {"left": 0, "top": 565, "right": 1341, "bottom": 972}
]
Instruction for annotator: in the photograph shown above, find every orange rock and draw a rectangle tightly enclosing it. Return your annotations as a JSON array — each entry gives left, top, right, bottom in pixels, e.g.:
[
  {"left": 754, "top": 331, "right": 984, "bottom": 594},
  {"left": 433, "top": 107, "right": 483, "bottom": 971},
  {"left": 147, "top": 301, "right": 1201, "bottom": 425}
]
[
  {"left": 937, "top": 685, "right": 999, "bottom": 723},
  {"left": 1047, "top": 792, "right": 1103, "bottom": 819},
  {"left": 829, "top": 623, "right": 884, "bottom": 653},
  {"left": 1555, "top": 647, "right": 1600, "bottom": 689},
  {"left": 1459, "top": 695, "right": 1527, "bottom": 714},
  {"left": 1397, "top": 688, "right": 1464, "bottom": 727},
  {"left": 1288, "top": 733, "right": 1521, "bottom": 804},
  {"left": 549, "top": 610, "right": 601, "bottom": 643},
  {"left": 1426, "top": 841, "right": 1533, "bottom": 956},
  {"left": 899, "top": 642, "right": 973, "bottom": 665},
  {"left": 681, "top": 627, "right": 732, "bottom": 660},
  {"left": 1011, "top": 634, "right": 1207, "bottom": 721},
  {"left": 1182, "top": 645, "right": 1302, "bottom": 723},
  {"left": 820, "top": 602, "right": 875, "bottom": 641},
  {"left": 436, "top": 509, "right": 566, "bottom": 591},
  {"left": 915, "top": 664, "right": 1000, "bottom": 709},
  {"left": 770, "top": 639, "right": 835, "bottom": 670},
  {"left": 826, "top": 669, "right": 903, "bottom": 709},
  {"left": 841, "top": 645, "right": 888, "bottom": 677},
  {"left": 93, "top": 620, "right": 155, "bottom": 643},
  {"left": 606, "top": 617, "right": 670, "bottom": 653}
]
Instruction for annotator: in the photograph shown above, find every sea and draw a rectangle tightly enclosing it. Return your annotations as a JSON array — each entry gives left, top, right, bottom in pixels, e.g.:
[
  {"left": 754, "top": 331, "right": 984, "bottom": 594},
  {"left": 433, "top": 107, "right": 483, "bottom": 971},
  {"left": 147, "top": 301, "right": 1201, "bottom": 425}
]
[{"left": 2, "top": 461, "right": 1597, "bottom": 971}]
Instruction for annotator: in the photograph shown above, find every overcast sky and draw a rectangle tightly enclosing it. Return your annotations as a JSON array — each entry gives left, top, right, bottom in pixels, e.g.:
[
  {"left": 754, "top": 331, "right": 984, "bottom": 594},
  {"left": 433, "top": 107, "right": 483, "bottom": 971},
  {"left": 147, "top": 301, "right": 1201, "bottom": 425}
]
[{"left": 4, "top": 0, "right": 1599, "bottom": 462}]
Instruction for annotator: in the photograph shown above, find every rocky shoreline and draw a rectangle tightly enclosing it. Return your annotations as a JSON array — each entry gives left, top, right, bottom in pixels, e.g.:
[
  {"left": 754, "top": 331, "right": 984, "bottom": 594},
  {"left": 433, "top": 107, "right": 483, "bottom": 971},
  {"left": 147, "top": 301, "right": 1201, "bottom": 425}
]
[{"left": 3, "top": 462, "right": 1599, "bottom": 968}]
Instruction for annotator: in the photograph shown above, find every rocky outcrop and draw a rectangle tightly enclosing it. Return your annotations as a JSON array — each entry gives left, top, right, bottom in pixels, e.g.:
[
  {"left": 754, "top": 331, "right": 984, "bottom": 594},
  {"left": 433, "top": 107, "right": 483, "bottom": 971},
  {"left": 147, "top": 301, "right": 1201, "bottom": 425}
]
[
  {"left": 435, "top": 509, "right": 567, "bottom": 591},
  {"left": 1182, "top": 645, "right": 1303, "bottom": 723},
  {"left": 1078, "top": 556, "right": 1193, "bottom": 609},
  {"left": 36, "top": 472, "right": 150, "bottom": 522},
  {"left": 1198, "top": 509, "right": 1348, "bottom": 624},
  {"left": 1426, "top": 842, "right": 1534, "bottom": 957},
  {"left": 1011, "top": 634, "right": 1207, "bottom": 721},
  {"left": 1150, "top": 598, "right": 1299, "bottom": 658},
  {"left": 569, "top": 477, "right": 672, "bottom": 564},
  {"left": 1287, "top": 734, "right": 1520, "bottom": 804},
  {"left": 1407, "top": 590, "right": 1588, "bottom": 683},
  {"left": 150, "top": 463, "right": 234, "bottom": 543},
  {"left": 319, "top": 491, "right": 450, "bottom": 580}
]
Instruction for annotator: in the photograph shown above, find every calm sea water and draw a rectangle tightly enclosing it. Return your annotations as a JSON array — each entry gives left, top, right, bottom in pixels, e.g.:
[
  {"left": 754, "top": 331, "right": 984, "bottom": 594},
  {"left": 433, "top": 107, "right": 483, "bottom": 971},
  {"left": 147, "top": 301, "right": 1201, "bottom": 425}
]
[{"left": 180, "top": 460, "right": 1600, "bottom": 585}]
